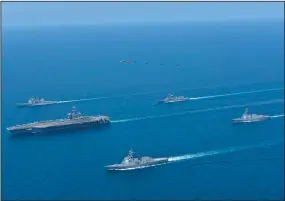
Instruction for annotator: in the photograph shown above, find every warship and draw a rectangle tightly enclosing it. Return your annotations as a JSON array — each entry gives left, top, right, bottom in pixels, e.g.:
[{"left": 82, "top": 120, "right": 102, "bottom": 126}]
[
  {"left": 157, "top": 94, "right": 190, "bottom": 104},
  {"left": 105, "top": 149, "right": 169, "bottom": 171},
  {"left": 17, "top": 97, "right": 58, "bottom": 107},
  {"left": 7, "top": 106, "right": 110, "bottom": 135},
  {"left": 120, "top": 60, "right": 136, "bottom": 64},
  {"left": 232, "top": 108, "right": 271, "bottom": 123}
]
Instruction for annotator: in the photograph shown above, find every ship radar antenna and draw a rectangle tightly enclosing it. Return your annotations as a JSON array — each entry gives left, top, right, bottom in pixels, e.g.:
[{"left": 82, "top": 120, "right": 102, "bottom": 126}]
[
  {"left": 129, "top": 149, "right": 134, "bottom": 157},
  {"left": 72, "top": 106, "right": 78, "bottom": 113}
]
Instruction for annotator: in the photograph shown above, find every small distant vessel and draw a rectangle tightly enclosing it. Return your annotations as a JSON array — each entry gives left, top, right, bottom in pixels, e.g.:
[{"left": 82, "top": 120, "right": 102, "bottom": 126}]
[
  {"left": 7, "top": 106, "right": 110, "bottom": 135},
  {"left": 17, "top": 97, "right": 58, "bottom": 108},
  {"left": 157, "top": 94, "right": 189, "bottom": 104},
  {"left": 105, "top": 149, "right": 169, "bottom": 171},
  {"left": 232, "top": 108, "right": 271, "bottom": 123},
  {"left": 120, "top": 60, "right": 136, "bottom": 64}
]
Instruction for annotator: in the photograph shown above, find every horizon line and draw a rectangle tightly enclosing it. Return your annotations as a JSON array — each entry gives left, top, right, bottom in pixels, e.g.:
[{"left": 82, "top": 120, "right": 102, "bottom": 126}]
[{"left": 3, "top": 17, "right": 284, "bottom": 29}]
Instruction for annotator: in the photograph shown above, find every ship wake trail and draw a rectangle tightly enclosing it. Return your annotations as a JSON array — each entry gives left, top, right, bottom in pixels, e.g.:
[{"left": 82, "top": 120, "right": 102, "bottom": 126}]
[
  {"left": 56, "top": 92, "right": 162, "bottom": 104},
  {"left": 51, "top": 87, "right": 283, "bottom": 104},
  {"left": 168, "top": 139, "right": 284, "bottom": 163},
  {"left": 271, "top": 114, "right": 284, "bottom": 118},
  {"left": 57, "top": 97, "right": 110, "bottom": 103},
  {"left": 189, "top": 88, "right": 284, "bottom": 101},
  {"left": 111, "top": 99, "right": 284, "bottom": 123}
]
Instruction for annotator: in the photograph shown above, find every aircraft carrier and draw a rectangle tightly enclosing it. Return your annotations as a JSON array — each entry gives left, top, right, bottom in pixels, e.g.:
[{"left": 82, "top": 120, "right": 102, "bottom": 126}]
[
  {"left": 7, "top": 106, "right": 110, "bottom": 135},
  {"left": 105, "top": 149, "right": 169, "bottom": 171},
  {"left": 17, "top": 97, "right": 58, "bottom": 107},
  {"left": 157, "top": 94, "right": 190, "bottom": 104},
  {"left": 232, "top": 108, "right": 271, "bottom": 123}
]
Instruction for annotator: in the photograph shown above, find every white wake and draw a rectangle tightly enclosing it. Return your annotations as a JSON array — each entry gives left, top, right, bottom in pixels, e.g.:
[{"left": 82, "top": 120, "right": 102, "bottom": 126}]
[
  {"left": 168, "top": 138, "right": 283, "bottom": 162},
  {"left": 270, "top": 114, "right": 284, "bottom": 118},
  {"left": 111, "top": 99, "right": 284, "bottom": 123},
  {"left": 52, "top": 87, "right": 283, "bottom": 104},
  {"left": 188, "top": 87, "right": 284, "bottom": 101}
]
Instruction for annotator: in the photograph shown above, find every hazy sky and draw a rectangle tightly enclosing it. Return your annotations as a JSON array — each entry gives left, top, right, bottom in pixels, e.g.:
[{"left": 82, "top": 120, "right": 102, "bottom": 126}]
[{"left": 3, "top": 2, "right": 284, "bottom": 27}]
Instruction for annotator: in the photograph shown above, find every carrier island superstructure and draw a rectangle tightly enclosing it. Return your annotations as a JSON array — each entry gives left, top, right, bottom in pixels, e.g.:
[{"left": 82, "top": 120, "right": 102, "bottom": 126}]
[{"left": 7, "top": 106, "right": 110, "bottom": 135}]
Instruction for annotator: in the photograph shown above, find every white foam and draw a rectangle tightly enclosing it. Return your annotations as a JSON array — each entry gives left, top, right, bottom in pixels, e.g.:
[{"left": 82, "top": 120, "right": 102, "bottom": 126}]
[
  {"left": 189, "top": 88, "right": 283, "bottom": 101},
  {"left": 168, "top": 139, "right": 283, "bottom": 163},
  {"left": 57, "top": 97, "right": 108, "bottom": 103},
  {"left": 271, "top": 114, "right": 284, "bottom": 118},
  {"left": 56, "top": 92, "right": 160, "bottom": 104}
]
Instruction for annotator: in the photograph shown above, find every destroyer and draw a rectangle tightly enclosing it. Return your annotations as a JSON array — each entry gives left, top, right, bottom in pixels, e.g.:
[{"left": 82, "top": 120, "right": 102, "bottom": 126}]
[
  {"left": 17, "top": 97, "right": 58, "bottom": 107},
  {"left": 7, "top": 106, "right": 110, "bottom": 135},
  {"left": 232, "top": 108, "right": 271, "bottom": 123},
  {"left": 157, "top": 94, "right": 190, "bottom": 104},
  {"left": 105, "top": 149, "right": 169, "bottom": 171},
  {"left": 120, "top": 60, "right": 136, "bottom": 64}
]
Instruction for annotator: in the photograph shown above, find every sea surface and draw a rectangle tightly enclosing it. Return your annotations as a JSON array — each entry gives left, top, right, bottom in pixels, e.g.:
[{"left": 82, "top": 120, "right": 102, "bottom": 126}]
[{"left": 2, "top": 20, "right": 284, "bottom": 200}]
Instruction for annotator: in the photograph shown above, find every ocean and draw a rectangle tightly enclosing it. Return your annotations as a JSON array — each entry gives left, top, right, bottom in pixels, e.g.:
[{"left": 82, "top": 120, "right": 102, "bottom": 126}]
[{"left": 2, "top": 20, "right": 284, "bottom": 200}]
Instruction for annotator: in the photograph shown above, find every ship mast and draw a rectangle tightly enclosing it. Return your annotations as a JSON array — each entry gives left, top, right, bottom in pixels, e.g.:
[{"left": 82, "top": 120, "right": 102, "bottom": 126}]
[
  {"left": 128, "top": 149, "right": 134, "bottom": 158},
  {"left": 242, "top": 108, "right": 249, "bottom": 118}
]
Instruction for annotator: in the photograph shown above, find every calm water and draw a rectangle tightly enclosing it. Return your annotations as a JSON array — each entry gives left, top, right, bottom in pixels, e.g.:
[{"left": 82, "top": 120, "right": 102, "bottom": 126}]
[{"left": 2, "top": 21, "right": 284, "bottom": 200}]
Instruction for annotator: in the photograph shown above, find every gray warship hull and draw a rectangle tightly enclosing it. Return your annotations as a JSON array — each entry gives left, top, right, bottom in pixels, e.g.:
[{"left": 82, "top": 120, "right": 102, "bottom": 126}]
[
  {"left": 232, "top": 116, "right": 271, "bottom": 124},
  {"left": 105, "top": 157, "right": 169, "bottom": 170},
  {"left": 157, "top": 99, "right": 186, "bottom": 104},
  {"left": 17, "top": 101, "right": 58, "bottom": 108},
  {"left": 7, "top": 116, "right": 110, "bottom": 135}
]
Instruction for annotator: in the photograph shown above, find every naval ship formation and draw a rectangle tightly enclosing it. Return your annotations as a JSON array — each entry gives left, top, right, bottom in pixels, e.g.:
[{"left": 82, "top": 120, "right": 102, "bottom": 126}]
[
  {"left": 7, "top": 106, "right": 110, "bottom": 135},
  {"left": 105, "top": 149, "right": 169, "bottom": 171},
  {"left": 17, "top": 97, "right": 58, "bottom": 107},
  {"left": 232, "top": 108, "right": 271, "bottom": 123},
  {"left": 10, "top": 85, "right": 278, "bottom": 172}
]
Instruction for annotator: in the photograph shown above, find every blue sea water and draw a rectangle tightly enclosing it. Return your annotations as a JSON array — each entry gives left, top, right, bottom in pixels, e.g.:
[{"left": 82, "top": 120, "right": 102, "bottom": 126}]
[{"left": 2, "top": 20, "right": 284, "bottom": 200}]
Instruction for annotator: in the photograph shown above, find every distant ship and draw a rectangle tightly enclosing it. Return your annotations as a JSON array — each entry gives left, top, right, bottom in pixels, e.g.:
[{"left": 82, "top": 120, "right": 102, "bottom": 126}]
[
  {"left": 7, "top": 106, "right": 110, "bottom": 135},
  {"left": 157, "top": 94, "right": 190, "bottom": 104},
  {"left": 17, "top": 97, "right": 58, "bottom": 107},
  {"left": 105, "top": 149, "right": 169, "bottom": 171},
  {"left": 120, "top": 60, "right": 136, "bottom": 64},
  {"left": 232, "top": 108, "right": 271, "bottom": 123}
]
